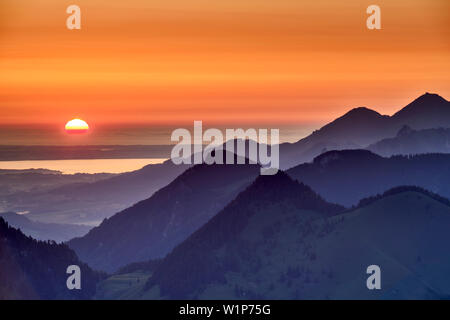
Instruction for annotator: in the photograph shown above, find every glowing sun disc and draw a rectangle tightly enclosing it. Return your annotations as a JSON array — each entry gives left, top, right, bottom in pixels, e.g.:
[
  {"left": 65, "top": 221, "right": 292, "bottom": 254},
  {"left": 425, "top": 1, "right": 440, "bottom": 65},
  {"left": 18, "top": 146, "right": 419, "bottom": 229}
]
[{"left": 65, "top": 119, "right": 89, "bottom": 134}]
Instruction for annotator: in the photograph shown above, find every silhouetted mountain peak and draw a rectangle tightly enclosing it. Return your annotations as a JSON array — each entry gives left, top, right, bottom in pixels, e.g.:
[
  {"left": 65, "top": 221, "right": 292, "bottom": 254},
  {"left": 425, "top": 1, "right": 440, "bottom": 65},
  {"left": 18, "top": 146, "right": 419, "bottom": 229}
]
[
  {"left": 416, "top": 92, "right": 447, "bottom": 103},
  {"left": 393, "top": 93, "right": 449, "bottom": 120},
  {"left": 322, "top": 107, "right": 385, "bottom": 129},
  {"left": 248, "top": 170, "right": 295, "bottom": 190},
  {"left": 410, "top": 92, "right": 448, "bottom": 108},
  {"left": 229, "top": 171, "right": 306, "bottom": 206},
  {"left": 146, "top": 171, "right": 344, "bottom": 298},
  {"left": 141, "top": 178, "right": 450, "bottom": 299},
  {"left": 68, "top": 161, "right": 261, "bottom": 272},
  {"left": 280, "top": 92, "right": 448, "bottom": 169},
  {"left": 343, "top": 107, "right": 383, "bottom": 119},
  {"left": 295, "top": 107, "right": 391, "bottom": 151},
  {"left": 228, "top": 171, "right": 345, "bottom": 217}
]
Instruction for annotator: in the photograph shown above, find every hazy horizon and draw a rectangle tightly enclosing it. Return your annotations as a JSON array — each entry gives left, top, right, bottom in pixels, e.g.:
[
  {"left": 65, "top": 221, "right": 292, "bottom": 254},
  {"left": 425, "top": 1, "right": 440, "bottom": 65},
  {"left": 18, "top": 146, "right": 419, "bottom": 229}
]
[{"left": 0, "top": 122, "right": 322, "bottom": 145}]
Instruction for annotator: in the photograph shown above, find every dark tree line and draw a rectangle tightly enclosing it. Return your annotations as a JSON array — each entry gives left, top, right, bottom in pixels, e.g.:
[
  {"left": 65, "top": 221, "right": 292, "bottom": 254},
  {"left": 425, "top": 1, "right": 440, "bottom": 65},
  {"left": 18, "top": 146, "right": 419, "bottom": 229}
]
[{"left": 0, "top": 217, "right": 105, "bottom": 299}]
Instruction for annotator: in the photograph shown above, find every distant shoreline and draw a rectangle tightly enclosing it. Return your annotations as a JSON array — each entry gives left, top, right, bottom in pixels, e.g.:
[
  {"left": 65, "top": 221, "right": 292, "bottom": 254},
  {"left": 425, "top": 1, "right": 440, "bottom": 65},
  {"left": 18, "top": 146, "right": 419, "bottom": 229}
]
[
  {"left": 0, "top": 158, "right": 168, "bottom": 174},
  {"left": 0, "top": 145, "right": 173, "bottom": 161}
]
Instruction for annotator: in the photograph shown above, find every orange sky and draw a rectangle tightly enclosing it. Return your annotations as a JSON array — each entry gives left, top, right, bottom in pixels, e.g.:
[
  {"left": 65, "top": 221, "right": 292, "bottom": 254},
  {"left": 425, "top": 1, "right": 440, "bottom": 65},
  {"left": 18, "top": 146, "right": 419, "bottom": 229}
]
[{"left": 0, "top": 0, "right": 449, "bottom": 125}]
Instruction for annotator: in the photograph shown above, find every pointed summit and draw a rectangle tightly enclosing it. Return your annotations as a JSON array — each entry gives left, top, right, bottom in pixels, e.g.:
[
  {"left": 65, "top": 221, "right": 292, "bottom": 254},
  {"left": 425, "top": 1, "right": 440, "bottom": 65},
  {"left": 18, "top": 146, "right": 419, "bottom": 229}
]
[
  {"left": 146, "top": 171, "right": 344, "bottom": 298},
  {"left": 401, "top": 92, "right": 448, "bottom": 111},
  {"left": 392, "top": 93, "right": 450, "bottom": 129},
  {"left": 305, "top": 106, "right": 390, "bottom": 146},
  {"left": 325, "top": 107, "right": 385, "bottom": 129},
  {"left": 415, "top": 92, "right": 447, "bottom": 103},
  {"left": 342, "top": 107, "right": 383, "bottom": 119},
  {"left": 68, "top": 162, "right": 260, "bottom": 272}
]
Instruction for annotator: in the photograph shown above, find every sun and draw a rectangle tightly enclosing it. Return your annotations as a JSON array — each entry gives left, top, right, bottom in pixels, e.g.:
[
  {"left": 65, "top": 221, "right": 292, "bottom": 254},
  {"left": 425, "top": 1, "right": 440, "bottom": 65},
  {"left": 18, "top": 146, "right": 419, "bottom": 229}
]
[{"left": 65, "top": 119, "right": 89, "bottom": 134}]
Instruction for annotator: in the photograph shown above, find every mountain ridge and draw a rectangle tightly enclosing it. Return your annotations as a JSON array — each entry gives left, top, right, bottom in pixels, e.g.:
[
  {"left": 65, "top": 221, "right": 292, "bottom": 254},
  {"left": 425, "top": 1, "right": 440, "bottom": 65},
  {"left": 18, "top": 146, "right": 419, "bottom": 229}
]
[
  {"left": 132, "top": 182, "right": 450, "bottom": 299},
  {"left": 68, "top": 162, "right": 260, "bottom": 272},
  {"left": 145, "top": 171, "right": 345, "bottom": 298},
  {"left": 367, "top": 127, "right": 450, "bottom": 157},
  {"left": 280, "top": 93, "right": 449, "bottom": 168},
  {"left": 287, "top": 150, "right": 450, "bottom": 206}
]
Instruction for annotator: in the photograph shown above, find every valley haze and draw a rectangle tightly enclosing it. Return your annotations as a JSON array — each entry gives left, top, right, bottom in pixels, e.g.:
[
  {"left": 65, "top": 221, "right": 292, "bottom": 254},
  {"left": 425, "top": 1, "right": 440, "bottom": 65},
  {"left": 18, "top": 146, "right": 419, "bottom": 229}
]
[{"left": 1, "top": 92, "right": 450, "bottom": 301}]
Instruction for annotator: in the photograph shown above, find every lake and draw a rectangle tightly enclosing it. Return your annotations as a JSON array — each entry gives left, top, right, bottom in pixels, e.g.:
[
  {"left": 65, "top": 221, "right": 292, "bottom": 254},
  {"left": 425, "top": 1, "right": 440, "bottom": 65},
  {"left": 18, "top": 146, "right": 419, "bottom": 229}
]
[{"left": 0, "top": 158, "right": 168, "bottom": 174}]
